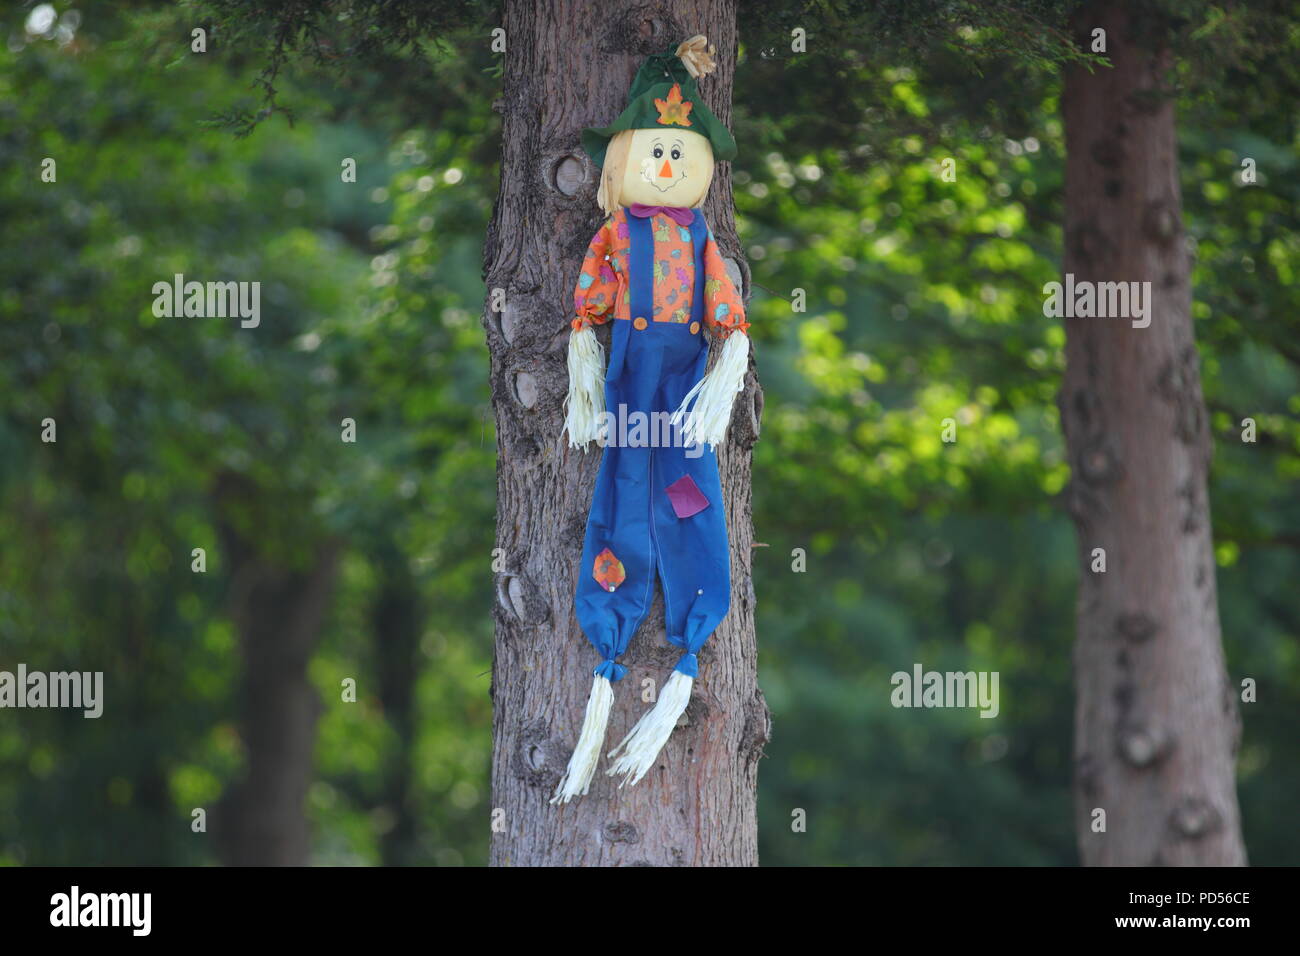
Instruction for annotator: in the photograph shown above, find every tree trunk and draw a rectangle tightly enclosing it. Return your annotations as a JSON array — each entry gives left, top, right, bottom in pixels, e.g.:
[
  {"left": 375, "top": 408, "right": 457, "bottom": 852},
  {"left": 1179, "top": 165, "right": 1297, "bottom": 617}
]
[
  {"left": 214, "top": 475, "right": 341, "bottom": 866},
  {"left": 485, "top": 0, "right": 768, "bottom": 866},
  {"left": 371, "top": 542, "right": 423, "bottom": 867},
  {"left": 1060, "top": 1, "right": 1245, "bottom": 865}
]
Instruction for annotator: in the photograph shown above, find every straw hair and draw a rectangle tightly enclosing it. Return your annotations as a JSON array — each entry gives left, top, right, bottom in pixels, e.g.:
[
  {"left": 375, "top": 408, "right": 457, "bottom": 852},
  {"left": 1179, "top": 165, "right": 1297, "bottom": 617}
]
[
  {"left": 597, "top": 131, "right": 635, "bottom": 215},
  {"left": 690, "top": 148, "right": 714, "bottom": 209}
]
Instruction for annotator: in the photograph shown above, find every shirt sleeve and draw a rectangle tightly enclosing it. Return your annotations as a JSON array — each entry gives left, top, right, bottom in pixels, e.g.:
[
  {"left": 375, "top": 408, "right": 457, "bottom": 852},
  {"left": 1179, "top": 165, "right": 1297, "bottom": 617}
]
[
  {"left": 571, "top": 218, "right": 621, "bottom": 331},
  {"left": 702, "top": 230, "right": 748, "bottom": 339}
]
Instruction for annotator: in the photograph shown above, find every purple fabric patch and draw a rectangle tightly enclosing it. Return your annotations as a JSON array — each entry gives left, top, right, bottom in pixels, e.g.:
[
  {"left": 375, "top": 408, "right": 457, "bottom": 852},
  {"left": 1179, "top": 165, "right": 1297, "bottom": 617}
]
[{"left": 665, "top": 474, "right": 709, "bottom": 519}]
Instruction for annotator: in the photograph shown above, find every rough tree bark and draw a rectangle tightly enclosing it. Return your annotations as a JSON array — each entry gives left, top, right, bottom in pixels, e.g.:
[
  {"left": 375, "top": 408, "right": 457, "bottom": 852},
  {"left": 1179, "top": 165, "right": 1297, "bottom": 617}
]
[
  {"left": 484, "top": 0, "right": 769, "bottom": 866},
  {"left": 1059, "top": 2, "right": 1246, "bottom": 865}
]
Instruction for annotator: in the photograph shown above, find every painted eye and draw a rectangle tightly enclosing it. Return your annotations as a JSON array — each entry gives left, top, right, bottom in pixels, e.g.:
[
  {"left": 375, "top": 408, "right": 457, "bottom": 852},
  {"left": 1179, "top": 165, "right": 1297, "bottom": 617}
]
[
  {"left": 653, "top": 146, "right": 664, "bottom": 159},
  {"left": 671, "top": 148, "right": 681, "bottom": 161}
]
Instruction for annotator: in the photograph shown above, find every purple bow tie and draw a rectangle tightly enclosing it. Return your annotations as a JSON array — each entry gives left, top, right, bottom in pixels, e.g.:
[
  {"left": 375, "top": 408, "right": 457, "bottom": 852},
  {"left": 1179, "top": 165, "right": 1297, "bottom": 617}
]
[{"left": 627, "top": 203, "right": 695, "bottom": 227}]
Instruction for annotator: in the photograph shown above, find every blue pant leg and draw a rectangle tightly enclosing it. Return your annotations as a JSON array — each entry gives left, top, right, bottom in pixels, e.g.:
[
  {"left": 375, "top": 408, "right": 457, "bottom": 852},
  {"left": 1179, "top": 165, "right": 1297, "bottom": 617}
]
[
  {"left": 574, "top": 317, "right": 662, "bottom": 669},
  {"left": 644, "top": 313, "right": 731, "bottom": 673},
  {"left": 576, "top": 441, "right": 654, "bottom": 665},
  {"left": 650, "top": 436, "right": 731, "bottom": 670}
]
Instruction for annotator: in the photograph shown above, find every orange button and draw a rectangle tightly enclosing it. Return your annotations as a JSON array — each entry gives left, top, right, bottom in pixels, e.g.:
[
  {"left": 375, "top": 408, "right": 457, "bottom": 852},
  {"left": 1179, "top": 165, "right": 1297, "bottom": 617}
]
[
  {"left": 633, "top": 317, "right": 647, "bottom": 330},
  {"left": 688, "top": 321, "right": 701, "bottom": 335}
]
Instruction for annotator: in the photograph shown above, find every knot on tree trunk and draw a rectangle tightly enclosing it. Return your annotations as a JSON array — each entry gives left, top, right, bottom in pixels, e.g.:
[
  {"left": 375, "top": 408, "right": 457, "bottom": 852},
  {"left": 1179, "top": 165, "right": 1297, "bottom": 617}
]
[
  {"left": 514, "top": 718, "right": 561, "bottom": 790},
  {"left": 1117, "top": 722, "right": 1173, "bottom": 768},
  {"left": 1078, "top": 439, "right": 1123, "bottom": 485},
  {"left": 496, "top": 572, "right": 551, "bottom": 625},
  {"left": 730, "top": 380, "right": 763, "bottom": 450},
  {"left": 602, "top": 821, "right": 640, "bottom": 844},
  {"left": 1170, "top": 797, "right": 1222, "bottom": 839},
  {"left": 1116, "top": 612, "right": 1158, "bottom": 644},
  {"left": 548, "top": 152, "right": 589, "bottom": 197},
  {"left": 1143, "top": 199, "right": 1181, "bottom": 245},
  {"left": 741, "top": 687, "right": 772, "bottom": 762},
  {"left": 1066, "top": 221, "right": 1113, "bottom": 268},
  {"left": 1155, "top": 347, "right": 1209, "bottom": 451},
  {"left": 1089, "top": 138, "right": 1125, "bottom": 169},
  {"left": 621, "top": 9, "right": 679, "bottom": 54}
]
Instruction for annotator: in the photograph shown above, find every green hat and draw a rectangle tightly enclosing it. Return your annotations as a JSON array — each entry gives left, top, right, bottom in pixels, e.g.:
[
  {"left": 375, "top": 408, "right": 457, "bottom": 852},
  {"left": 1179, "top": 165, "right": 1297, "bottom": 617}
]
[{"left": 582, "top": 36, "right": 737, "bottom": 168}]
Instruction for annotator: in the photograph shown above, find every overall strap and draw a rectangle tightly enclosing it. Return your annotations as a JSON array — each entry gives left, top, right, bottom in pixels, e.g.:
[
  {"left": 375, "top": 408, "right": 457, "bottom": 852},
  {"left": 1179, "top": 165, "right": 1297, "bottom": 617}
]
[
  {"left": 689, "top": 212, "right": 708, "bottom": 324},
  {"left": 627, "top": 213, "right": 655, "bottom": 322}
]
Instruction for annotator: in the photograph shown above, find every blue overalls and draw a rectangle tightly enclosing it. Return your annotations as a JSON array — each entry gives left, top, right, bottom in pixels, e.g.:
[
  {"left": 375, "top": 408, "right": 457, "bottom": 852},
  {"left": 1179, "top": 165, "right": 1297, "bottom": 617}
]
[{"left": 574, "top": 211, "right": 731, "bottom": 688}]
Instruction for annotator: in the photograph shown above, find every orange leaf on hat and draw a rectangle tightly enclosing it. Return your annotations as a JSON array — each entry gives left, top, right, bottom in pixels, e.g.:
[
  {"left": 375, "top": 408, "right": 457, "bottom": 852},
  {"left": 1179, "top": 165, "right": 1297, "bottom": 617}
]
[{"left": 654, "top": 83, "right": 693, "bottom": 127}]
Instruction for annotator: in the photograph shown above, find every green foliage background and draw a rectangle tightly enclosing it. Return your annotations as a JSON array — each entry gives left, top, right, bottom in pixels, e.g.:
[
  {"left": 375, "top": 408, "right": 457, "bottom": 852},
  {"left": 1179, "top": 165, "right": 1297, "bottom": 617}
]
[{"left": 1, "top": 1, "right": 1295, "bottom": 865}]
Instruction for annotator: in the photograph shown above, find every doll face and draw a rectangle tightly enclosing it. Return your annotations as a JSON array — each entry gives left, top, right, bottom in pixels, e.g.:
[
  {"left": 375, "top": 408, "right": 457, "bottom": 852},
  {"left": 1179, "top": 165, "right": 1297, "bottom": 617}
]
[{"left": 620, "top": 127, "right": 713, "bottom": 208}]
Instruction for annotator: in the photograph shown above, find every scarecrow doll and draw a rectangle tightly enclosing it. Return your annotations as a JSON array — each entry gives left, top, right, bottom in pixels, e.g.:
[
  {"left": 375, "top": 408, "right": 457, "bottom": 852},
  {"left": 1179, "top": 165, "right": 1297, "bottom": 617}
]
[{"left": 552, "top": 36, "right": 751, "bottom": 804}]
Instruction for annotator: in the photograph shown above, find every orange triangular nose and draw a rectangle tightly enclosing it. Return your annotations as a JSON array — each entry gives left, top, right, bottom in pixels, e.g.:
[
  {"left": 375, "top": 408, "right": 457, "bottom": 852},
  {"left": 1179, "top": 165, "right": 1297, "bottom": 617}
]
[{"left": 658, "top": 160, "right": 673, "bottom": 178}]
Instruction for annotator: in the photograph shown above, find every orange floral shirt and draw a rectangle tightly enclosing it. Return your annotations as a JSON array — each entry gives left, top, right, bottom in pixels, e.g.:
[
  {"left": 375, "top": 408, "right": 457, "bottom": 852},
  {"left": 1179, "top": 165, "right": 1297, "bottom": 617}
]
[{"left": 570, "top": 209, "right": 748, "bottom": 338}]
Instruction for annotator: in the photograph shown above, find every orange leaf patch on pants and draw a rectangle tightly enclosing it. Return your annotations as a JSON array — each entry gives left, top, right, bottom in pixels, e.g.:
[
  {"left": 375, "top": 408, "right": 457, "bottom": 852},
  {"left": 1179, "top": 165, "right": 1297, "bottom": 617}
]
[{"left": 592, "top": 547, "right": 626, "bottom": 592}]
